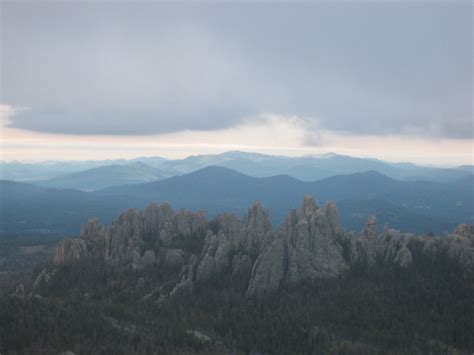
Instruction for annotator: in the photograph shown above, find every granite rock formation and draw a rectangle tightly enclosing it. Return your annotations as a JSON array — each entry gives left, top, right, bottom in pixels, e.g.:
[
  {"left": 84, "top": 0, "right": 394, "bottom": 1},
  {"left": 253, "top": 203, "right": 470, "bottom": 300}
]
[
  {"left": 194, "top": 202, "right": 272, "bottom": 283},
  {"left": 247, "top": 197, "right": 348, "bottom": 296},
  {"left": 47, "top": 197, "right": 474, "bottom": 299}
]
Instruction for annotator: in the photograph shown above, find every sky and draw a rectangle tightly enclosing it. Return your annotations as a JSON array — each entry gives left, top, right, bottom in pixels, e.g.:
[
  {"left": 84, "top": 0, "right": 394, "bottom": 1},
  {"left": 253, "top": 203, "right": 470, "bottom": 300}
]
[{"left": 0, "top": 1, "right": 472, "bottom": 166}]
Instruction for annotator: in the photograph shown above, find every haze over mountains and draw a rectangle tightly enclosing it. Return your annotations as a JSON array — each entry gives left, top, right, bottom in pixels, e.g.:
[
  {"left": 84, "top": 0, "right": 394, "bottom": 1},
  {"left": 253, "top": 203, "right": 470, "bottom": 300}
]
[
  {"left": 2, "top": 1, "right": 472, "bottom": 352},
  {"left": 1, "top": 163, "right": 472, "bottom": 236},
  {"left": 31, "top": 162, "right": 166, "bottom": 191},
  {"left": 1, "top": 155, "right": 472, "bottom": 353},
  {"left": 1, "top": 151, "right": 472, "bottom": 191}
]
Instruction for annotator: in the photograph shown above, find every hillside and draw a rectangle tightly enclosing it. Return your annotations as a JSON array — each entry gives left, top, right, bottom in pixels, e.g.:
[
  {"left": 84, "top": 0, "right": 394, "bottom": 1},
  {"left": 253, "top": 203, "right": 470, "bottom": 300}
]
[
  {"left": 1, "top": 167, "right": 472, "bottom": 235},
  {"left": 2, "top": 151, "right": 472, "bottom": 187},
  {"left": 2, "top": 199, "right": 472, "bottom": 354},
  {"left": 31, "top": 162, "right": 166, "bottom": 191}
]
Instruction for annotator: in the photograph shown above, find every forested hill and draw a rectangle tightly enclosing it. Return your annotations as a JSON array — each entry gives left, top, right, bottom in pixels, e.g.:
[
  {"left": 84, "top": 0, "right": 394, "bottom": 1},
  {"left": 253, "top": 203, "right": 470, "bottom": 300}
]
[
  {"left": 1, "top": 166, "right": 472, "bottom": 235},
  {"left": 1, "top": 198, "right": 473, "bottom": 354}
]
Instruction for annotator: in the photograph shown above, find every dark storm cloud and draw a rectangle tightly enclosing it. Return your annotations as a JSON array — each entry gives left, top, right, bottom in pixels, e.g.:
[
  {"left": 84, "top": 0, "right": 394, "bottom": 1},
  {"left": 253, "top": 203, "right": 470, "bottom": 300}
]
[{"left": 1, "top": 1, "right": 472, "bottom": 138}]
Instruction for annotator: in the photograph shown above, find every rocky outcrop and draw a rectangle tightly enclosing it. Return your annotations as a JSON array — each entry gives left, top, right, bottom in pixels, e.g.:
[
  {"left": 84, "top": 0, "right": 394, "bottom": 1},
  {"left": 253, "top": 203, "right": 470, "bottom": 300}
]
[
  {"left": 375, "top": 227, "right": 415, "bottom": 268},
  {"left": 348, "top": 217, "right": 474, "bottom": 272},
  {"left": 165, "top": 249, "right": 184, "bottom": 269},
  {"left": 104, "top": 209, "right": 147, "bottom": 269},
  {"left": 32, "top": 267, "right": 55, "bottom": 294},
  {"left": 53, "top": 218, "right": 106, "bottom": 265},
  {"left": 53, "top": 218, "right": 107, "bottom": 266},
  {"left": 247, "top": 234, "right": 286, "bottom": 296},
  {"left": 362, "top": 215, "right": 377, "bottom": 241},
  {"left": 132, "top": 249, "right": 157, "bottom": 270},
  {"left": 242, "top": 202, "right": 272, "bottom": 255},
  {"left": 54, "top": 238, "right": 88, "bottom": 265},
  {"left": 346, "top": 218, "right": 415, "bottom": 269},
  {"left": 345, "top": 215, "right": 377, "bottom": 266},
  {"left": 80, "top": 218, "right": 105, "bottom": 241},
  {"left": 142, "top": 203, "right": 207, "bottom": 245},
  {"left": 231, "top": 253, "right": 253, "bottom": 279},
  {"left": 453, "top": 224, "right": 474, "bottom": 238},
  {"left": 194, "top": 214, "right": 241, "bottom": 282},
  {"left": 444, "top": 226, "right": 474, "bottom": 272},
  {"left": 94, "top": 205, "right": 206, "bottom": 269},
  {"left": 195, "top": 231, "right": 229, "bottom": 282},
  {"left": 193, "top": 203, "right": 272, "bottom": 283},
  {"left": 285, "top": 198, "right": 347, "bottom": 283},
  {"left": 143, "top": 202, "right": 174, "bottom": 243},
  {"left": 47, "top": 197, "right": 474, "bottom": 299},
  {"left": 51, "top": 203, "right": 208, "bottom": 271},
  {"left": 248, "top": 197, "right": 348, "bottom": 296}
]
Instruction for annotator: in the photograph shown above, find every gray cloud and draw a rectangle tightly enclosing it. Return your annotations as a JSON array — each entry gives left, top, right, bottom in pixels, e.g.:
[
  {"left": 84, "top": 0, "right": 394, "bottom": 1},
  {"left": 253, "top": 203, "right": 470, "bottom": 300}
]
[{"left": 1, "top": 1, "right": 472, "bottom": 138}]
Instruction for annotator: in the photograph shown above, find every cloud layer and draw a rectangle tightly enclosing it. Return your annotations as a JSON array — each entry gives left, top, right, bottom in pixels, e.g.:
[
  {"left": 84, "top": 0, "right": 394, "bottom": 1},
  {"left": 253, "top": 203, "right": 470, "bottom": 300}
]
[
  {"left": 1, "top": 1, "right": 472, "bottom": 139},
  {"left": 1, "top": 105, "right": 471, "bottom": 167}
]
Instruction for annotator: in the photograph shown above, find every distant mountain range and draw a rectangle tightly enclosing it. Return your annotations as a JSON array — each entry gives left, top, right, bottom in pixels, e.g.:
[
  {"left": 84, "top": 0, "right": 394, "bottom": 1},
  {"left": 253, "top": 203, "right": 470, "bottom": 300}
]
[
  {"left": 1, "top": 166, "right": 472, "bottom": 235},
  {"left": 31, "top": 162, "right": 166, "bottom": 191},
  {"left": 1, "top": 151, "right": 472, "bottom": 191}
]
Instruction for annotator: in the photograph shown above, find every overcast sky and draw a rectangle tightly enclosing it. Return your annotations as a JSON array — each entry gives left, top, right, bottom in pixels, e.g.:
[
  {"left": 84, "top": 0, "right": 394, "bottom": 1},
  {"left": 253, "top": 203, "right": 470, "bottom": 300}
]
[{"left": 0, "top": 1, "right": 472, "bottom": 165}]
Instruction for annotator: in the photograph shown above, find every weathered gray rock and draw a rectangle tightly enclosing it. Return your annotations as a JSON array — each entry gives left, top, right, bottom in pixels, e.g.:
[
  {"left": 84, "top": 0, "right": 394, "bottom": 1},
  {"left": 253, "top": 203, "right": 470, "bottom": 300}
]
[
  {"left": 132, "top": 249, "right": 157, "bottom": 270},
  {"left": 103, "top": 204, "right": 207, "bottom": 269},
  {"left": 242, "top": 202, "right": 272, "bottom": 255},
  {"left": 54, "top": 238, "right": 89, "bottom": 265},
  {"left": 231, "top": 252, "right": 253, "bottom": 279},
  {"left": 421, "top": 235, "right": 441, "bottom": 256},
  {"left": 445, "top": 231, "right": 474, "bottom": 272},
  {"left": 105, "top": 209, "right": 145, "bottom": 268},
  {"left": 195, "top": 227, "right": 234, "bottom": 282},
  {"left": 143, "top": 204, "right": 207, "bottom": 246},
  {"left": 375, "top": 228, "right": 414, "bottom": 268},
  {"left": 32, "top": 268, "right": 52, "bottom": 293},
  {"left": 394, "top": 246, "right": 413, "bottom": 268},
  {"left": 349, "top": 215, "right": 378, "bottom": 266},
  {"left": 363, "top": 215, "right": 377, "bottom": 241},
  {"left": 247, "top": 233, "right": 286, "bottom": 296},
  {"left": 285, "top": 198, "right": 348, "bottom": 283},
  {"left": 347, "top": 218, "right": 416, "bottom": 269},
  {"left": 248, "top": 197, "right": 348, "bottom": 296},
  {"left": 194, "top": 204, "right": 271, "bottom": 284},
  {"left": 346, "top": 218, "right": 474, "bottom": 272},
  {"left": 297, "top": 195, "right": 319, "bottom": 220},
  {"left": 169, "top": 258, "right": 196, "bottom": 298},
  {"left": 173, "top": 210, "right": 207, "bottom": 241},
  {"left": 45, "top": 198, "right": 474, "bottom": 299},
  {"left": 197, "top": 213, "right": 242, "bottom": 281},
  {"left": 453, "top": 224, "right": 474, "bottom": 239},
  {"left": 80, "top": 218, "right": 105, "bottom": 241},
  {"left": 165, "top": 249, "right": 184, "bottom": 269},
  {"left": 143, "top": 202, "right": 174, "bottom": 242},
  {"left": 142, "top": 250, "right": 157, "bottom": 265}
]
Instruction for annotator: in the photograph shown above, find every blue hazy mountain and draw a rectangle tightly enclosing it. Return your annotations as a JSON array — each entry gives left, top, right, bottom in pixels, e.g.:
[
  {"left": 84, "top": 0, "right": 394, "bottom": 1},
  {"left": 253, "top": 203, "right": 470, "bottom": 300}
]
[
  {"left": 1, "top": 152, "right": 471, "bottom": 190},
  {"left": 152, "top": 151, "right": 472, "bottom": 182},
  {"left": 1, "top": 166, "right": 472, "bottom": 235},
  {"left": 31, "top": 162, "right": 167, "bottom": 191},
  {"left": 0, "top": 159, "right": 147, "bottom": 181}
]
